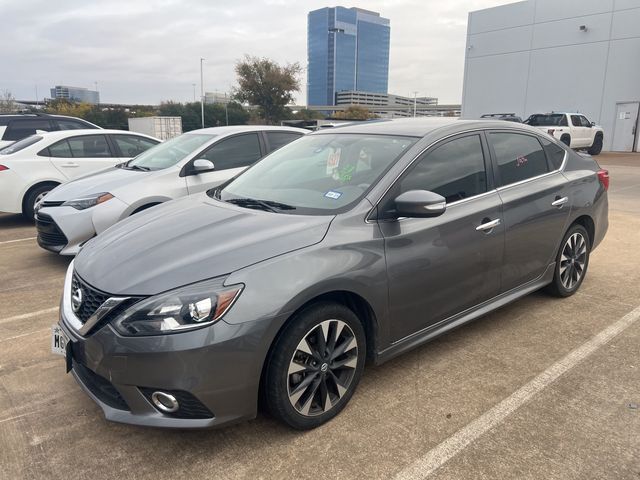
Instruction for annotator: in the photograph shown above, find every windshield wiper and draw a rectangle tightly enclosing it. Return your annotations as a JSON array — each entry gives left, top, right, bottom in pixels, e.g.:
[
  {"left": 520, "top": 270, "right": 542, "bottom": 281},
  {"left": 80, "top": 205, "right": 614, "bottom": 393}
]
[
  {"left": 127, "top": 164, "right": 151, "bottom": 171},
  {"left": 225, "top": 198, "right": 296, "bottom": 213}
]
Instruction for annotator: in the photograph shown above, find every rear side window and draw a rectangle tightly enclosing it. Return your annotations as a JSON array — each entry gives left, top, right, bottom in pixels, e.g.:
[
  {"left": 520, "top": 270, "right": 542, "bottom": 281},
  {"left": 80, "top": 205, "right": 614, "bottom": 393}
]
[
  {"left": 57, "top": 119, "right": 92, "bottom": 130},
  {"left": 540, "top": 138, "right": 566, "bottom": 170},
  {"left": 111, "top": 134, "right": 159, "bottom": 157},
  {"left": 47, "top": 140, "right": 73, "bottom": 158},
  {"left": 266, "top": 131, "right": 303, "bottom": 152},
  {"left": 3, "top": 119, "right": 53, "bottom": 141},
  {"left": 490, "top": 133, "right": 549, "bottom": 186},
  {"left": 396, "top": 134, "right": 488, "bottom": 203},
  {"left": 67, "top": 135, "right": 112, "bottom": 158},
  {"left": 199, "top": 133, "right": 262, "bottom": 170},
  {"left": 0, "top": 135, "right": 43, "bottom": 155}
]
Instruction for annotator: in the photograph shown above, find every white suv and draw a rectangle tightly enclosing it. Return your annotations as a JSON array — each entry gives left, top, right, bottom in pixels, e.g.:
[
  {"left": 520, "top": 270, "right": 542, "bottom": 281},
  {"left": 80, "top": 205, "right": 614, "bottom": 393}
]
[{"left": 524, "top": 113, "right": 604, "bottom": 155}]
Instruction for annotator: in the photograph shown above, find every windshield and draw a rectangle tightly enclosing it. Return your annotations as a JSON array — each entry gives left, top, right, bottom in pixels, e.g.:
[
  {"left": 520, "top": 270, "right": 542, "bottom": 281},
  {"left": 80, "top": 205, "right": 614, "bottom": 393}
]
[
  {"left": 525, "top": 114, "right": 567, "bottom": 126},
  {"left": 0, "top": 135, "right": 43, "bottom": 155},
  {"left": 126, "top": 133, "right": 216, "bottom": 170},
  {"left": 215, "top": 133, "right": 418, "bottom": 215}
]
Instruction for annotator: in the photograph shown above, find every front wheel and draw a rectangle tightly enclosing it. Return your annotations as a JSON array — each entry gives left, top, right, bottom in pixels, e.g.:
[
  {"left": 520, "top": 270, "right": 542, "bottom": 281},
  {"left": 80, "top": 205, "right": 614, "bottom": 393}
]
[
  {"left": 545, "top": 224, "right": 591, "bottom": 297},
  {"left": 588, "top": 135, "right": 603, "bottom": 155},
  {"left": 264, "top": 302, "right": 366, "bottom": 430}
]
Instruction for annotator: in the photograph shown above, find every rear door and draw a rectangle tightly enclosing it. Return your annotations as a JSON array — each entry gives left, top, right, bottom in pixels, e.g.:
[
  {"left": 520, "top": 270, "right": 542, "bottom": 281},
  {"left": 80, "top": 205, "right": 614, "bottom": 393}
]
[
  {"left": 48, "top": 134, "right": 118, "bottom": 179},
  {"left": 379, "top": 132, "right": 504, "bottom": 341},
  {"left": 488, "top": 131, "right": 571, "bottom": 292},
  {"left": 185, "top": 133, "right": 264, "bottom": 194}
]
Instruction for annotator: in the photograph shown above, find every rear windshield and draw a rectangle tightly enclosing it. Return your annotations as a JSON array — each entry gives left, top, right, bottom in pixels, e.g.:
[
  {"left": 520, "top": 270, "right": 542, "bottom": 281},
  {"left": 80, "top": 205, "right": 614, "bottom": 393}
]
[
  {"left": 525, "top": 114, "right": 567, "bottom": 127},
  {"left": 0, "top": 135, "right": 43, "bottom": 155}
]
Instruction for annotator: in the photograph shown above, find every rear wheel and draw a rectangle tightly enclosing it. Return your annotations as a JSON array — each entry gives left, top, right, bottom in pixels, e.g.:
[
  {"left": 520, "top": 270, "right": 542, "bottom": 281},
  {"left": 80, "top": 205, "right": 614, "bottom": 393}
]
[
  {"left": 23, "top": 183, "right": 57, "bottom": 221},
  {"left": 588, "top": 134, "right": 603, "bottom": 155},
  {"left": 545, "top": 224, "right": 590, "bottom": 297},
  {"left": 264, "top": 302, "right": 366, "bottom": 430},
  {"left": 560, "top": 135, "right": 571, "bottom": 147}
]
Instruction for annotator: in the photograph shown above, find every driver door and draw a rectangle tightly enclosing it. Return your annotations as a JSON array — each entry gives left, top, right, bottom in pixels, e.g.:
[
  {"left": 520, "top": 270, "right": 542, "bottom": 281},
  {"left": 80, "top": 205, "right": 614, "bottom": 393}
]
[
  {"left": 185, "top": 133, "right": 264, "bottom": 194},
  {"left": 378, "top": 133, "right": 504, "bottom": 341}
]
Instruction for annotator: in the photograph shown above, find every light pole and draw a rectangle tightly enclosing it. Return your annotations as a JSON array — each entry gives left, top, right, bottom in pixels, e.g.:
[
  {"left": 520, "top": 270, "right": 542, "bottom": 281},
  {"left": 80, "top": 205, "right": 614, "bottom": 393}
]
[
  {"left": 192, "top": 83, "right": 196, "bottom": 103},
  {"left": 225, "top": 92, "right": 229, "bottom": 126},
  {"left": 200, "top": 58, "right": 205, "bottom": 128},
  {"left": 413, "top": 91, "right": 418, "bottom": 117}
]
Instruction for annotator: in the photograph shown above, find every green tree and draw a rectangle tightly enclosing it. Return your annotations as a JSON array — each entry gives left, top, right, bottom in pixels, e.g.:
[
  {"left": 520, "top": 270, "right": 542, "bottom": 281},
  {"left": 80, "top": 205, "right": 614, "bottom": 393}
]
[
  {"left": 233, "top": 55, "right": 302, "bottom": 124},
  {"left": 159, "top": 101, "right": 249, "bottom": 132},
  {"left": 332, "top": 106, "right": 377, "bottom": 120}
]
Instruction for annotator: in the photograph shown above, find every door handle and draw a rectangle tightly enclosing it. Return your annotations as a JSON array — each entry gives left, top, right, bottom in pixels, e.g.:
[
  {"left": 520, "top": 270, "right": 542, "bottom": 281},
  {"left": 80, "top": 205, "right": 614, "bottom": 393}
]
[
  {"left": 61, "top": 162, "right": 79, "bottom": 168},
  {"left": 476, "top": 218, "right": 501, "bottom": 232},
  {"left": 551, "top": 196, "right": 568, "bottom": 207}
]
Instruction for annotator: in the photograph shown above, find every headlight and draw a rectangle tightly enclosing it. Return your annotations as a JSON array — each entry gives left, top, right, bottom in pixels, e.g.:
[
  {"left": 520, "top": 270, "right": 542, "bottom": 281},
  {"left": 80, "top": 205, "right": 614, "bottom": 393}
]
[
  {"left": 111, "top": 277, "right": 243, "bottom": 336},
  {"left": 63, "top": 192, "right": 113, "bottom": 210}
]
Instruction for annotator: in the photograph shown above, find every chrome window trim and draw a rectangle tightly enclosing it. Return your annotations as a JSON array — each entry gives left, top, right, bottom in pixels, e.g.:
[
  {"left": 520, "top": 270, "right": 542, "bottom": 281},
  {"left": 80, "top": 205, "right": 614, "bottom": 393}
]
[{"left": 366, "top": 129, "right": 567, "bottom": 223}]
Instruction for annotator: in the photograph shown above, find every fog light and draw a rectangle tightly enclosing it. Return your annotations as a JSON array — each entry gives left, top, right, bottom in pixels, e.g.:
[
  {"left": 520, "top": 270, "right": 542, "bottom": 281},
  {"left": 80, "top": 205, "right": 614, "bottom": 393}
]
[{"left": 151, "top": 391, "right": 179, "bottom": 413}]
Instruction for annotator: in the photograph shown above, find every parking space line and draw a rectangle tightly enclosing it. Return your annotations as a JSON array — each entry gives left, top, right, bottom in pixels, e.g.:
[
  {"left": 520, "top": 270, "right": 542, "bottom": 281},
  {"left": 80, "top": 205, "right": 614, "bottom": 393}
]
[
  {"left": 3, "top": 328, "right": 49, "bottom": 341},
  {"left": 394, "top": 304, "right": 640, "bottom": 480},
  {"left": 0, "top": 237, "right": 36, "bottom": 245},
  {"left": 0, "top": 307, "right": 58, "bottom": 326}
]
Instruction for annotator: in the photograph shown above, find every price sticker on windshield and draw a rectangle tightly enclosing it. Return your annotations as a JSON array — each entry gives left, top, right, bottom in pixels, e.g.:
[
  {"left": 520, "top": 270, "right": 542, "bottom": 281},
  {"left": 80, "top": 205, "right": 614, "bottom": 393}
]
[{"left": 326, "top": 148, "right": 341, "bottom": 175}]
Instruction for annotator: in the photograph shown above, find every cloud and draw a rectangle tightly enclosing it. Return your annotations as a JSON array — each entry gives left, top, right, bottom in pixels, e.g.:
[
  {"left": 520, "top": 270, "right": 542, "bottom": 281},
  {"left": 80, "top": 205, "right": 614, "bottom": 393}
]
[{"left": 0, "top": 0, "right": 515, "bottom": 105}]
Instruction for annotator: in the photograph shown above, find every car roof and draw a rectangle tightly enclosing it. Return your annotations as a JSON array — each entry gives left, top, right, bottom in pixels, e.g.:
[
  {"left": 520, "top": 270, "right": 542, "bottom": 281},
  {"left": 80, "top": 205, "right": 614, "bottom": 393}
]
[
  {"left": 185, "top": 125, "right": 308, "bottom": 135},
  {"left": 307, "top": 117, "right": 545, "bottom": 138},
  {"left": 34, "top": 129, "right": 159, "bottom": 141}
]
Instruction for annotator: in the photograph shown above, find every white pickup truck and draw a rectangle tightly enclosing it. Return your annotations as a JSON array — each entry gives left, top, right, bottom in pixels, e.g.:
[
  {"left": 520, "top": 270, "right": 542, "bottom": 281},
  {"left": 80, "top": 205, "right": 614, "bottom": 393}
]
[{"left": 524, "top": 113, "right": 604, "bottom": 155}]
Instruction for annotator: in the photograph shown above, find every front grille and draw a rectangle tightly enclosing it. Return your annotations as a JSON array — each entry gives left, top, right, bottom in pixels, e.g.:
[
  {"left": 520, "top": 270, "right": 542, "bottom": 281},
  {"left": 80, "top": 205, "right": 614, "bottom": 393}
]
[
  {"left": 41, "top": 200, "right": 64, "bottom": 207},
  {"left": 73, "top": 360, "right": 129, "bottom": 411},
  {"left": 72, "top": 274, "right": 109, "bottom": 324},
  {"left": 139, "top": 388, "right": 214, "bottom": 419},
  {"left": 35, "top": 212, "right": 68, "bottom": 249}
]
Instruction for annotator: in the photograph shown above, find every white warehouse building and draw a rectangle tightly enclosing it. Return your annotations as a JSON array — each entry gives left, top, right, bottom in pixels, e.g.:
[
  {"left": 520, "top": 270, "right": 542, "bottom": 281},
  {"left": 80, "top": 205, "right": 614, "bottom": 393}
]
[{"left": 461, "top": 0, "right": 640, "bottom": 152}]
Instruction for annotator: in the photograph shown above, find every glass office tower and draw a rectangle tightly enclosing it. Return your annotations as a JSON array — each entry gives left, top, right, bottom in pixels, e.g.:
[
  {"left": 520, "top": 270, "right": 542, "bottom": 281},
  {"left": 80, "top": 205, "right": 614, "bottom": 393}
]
[{"left": 307, "top": 7, "right": 390, "bottom": 106}]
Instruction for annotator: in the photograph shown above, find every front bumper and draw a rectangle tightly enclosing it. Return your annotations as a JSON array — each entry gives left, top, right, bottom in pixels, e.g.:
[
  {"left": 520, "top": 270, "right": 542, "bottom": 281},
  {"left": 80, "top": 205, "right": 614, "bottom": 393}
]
[
  {"left": 58, "top": 265, "right": 277, "bottom": 429},
  {"left": 37, "top": 198, "right": 128, "bottom": 255}
]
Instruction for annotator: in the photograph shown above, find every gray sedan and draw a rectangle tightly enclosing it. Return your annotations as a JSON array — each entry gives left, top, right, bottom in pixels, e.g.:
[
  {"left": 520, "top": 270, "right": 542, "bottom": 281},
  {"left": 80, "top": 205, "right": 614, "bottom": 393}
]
[{"left": 54, "top": 118, "right": 608, "bottom": 430}]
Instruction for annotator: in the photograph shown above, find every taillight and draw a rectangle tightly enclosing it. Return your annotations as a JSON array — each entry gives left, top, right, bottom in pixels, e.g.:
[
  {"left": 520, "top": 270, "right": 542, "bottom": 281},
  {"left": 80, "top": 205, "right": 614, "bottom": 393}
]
[
  {"left": 0, "top": 165, "right": 9, "bottom": 172},
  {"left": 548, "top": 129, "right": 555, "bottom": 135},
  {"left": 597, "top": 169, "right": 609, "bottom": 191}
]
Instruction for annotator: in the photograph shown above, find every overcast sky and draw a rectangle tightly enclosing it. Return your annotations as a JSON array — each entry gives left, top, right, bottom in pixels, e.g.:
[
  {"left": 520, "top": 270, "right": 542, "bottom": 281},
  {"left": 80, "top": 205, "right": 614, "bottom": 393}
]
[{"left": 1, "top": 0, "right": 515, "bottom": 105}]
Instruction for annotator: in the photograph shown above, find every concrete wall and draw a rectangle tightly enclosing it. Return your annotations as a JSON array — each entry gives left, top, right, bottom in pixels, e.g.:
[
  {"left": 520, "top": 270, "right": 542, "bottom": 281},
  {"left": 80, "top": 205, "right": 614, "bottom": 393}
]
[{"left": 462, "top": 0, "right": 640, "bottom": 151}]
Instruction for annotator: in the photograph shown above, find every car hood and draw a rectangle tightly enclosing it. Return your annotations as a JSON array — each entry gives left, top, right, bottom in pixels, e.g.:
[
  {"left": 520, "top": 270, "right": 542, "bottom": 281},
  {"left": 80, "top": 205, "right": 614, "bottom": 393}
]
[
  {"left": 74, "top": 194, "right": 333, "bottom": 295},
  {"left": 45, "top": 166, "right": 152, "bottom": 202}
]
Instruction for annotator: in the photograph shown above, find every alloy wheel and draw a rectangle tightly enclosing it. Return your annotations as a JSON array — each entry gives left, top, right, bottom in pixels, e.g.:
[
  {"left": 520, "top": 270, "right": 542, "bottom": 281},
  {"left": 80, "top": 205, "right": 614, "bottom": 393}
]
[
  {"left": 560, "top": 232, "right": 587, "bottom": 290},
  {"left": 287, "top": 319, "right": 358, "bottom": 417}
]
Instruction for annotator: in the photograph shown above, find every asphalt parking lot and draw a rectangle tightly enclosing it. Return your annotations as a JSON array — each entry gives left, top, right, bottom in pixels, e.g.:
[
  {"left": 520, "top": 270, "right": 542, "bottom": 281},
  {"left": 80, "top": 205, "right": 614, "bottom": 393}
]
[{"left": 0, "top": 152, "right": 638, "bottom": 480}]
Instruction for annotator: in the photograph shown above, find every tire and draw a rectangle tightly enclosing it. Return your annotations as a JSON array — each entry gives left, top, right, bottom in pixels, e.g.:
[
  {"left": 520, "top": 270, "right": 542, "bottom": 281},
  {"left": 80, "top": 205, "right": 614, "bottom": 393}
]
[
  {"left": 22, "top": 183, "right": 57, "bottom": 221},
  {"left": 545, "top": 224, "right": 591, "bottom": 298},
  {"left": 560, "top": 135, "right": 571, "bottom": 147},
  {"left": 588, "top": 135, "right": 603, "bottom": 155},
  {"left": 264, "top": 301, "right": 366, "bottom": 430}
]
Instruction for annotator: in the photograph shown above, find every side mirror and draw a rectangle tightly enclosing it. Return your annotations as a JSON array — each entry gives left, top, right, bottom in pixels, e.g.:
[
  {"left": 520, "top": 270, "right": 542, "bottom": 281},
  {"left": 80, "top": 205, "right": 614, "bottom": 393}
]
[
  {"left": 393, "top": 190, "right": 446, "bottom": 218},
  {"left": 192, "top": 159, "right": 214, "bottom": 173},
  {"left": 590, "top": 122, "right": 596, "bottom": 127}
]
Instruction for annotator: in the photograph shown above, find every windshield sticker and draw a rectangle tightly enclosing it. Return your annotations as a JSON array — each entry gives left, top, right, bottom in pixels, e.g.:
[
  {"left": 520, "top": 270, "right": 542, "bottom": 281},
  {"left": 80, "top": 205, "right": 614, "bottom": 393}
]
[
  {"left": 326, "top": 148, "right": 341, "bottom": 175},
  {"left": 324, "top": 190, "right": 343, "bottom": 200}
]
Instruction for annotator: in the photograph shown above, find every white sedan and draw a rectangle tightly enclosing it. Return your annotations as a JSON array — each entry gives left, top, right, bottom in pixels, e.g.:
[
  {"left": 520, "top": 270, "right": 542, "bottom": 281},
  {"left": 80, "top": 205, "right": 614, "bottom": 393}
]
[
  {"left": 0, "top": 129, "right": 160, "bottom": 219},
  {"left": 35, "top": 125, "right": 307, "bottom": 255}
]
